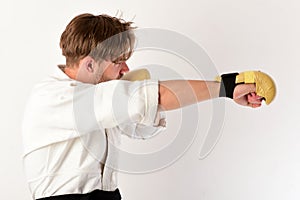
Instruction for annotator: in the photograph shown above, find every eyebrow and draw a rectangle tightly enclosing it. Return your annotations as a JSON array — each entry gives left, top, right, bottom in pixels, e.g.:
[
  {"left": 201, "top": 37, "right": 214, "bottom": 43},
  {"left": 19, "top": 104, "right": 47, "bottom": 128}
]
[{"left": 112, "top": 53, "right": 131, "bottom": 64}]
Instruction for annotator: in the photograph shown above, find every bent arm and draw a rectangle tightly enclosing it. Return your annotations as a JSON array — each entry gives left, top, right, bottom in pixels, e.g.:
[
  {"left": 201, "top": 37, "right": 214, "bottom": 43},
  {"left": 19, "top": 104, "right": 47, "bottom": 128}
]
[{"left": 159, "top": 80, "right": 221, "bottom": 110}]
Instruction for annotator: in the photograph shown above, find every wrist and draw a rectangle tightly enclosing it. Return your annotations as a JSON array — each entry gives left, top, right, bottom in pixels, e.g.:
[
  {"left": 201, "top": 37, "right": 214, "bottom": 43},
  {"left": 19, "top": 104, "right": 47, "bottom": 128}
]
[{"left": 218, "top": 72, "right": 239, "bottom": 98}]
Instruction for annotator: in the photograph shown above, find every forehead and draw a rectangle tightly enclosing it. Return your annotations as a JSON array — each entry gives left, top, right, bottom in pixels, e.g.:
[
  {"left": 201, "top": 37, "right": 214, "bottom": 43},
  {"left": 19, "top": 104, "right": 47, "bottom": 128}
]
[{"left": 89, "top": 30, "right": 135, "bottom": 62}]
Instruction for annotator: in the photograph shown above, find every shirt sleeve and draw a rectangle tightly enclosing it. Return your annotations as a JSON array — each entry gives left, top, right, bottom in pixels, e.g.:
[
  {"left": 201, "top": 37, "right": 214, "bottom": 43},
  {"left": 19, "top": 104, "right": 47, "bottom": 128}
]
[
  {"left": 93, "top": 80, "right": 161, "bottom": 129},
  {"left": 116, "top": 111, "right": 166, "bottom": 139}
]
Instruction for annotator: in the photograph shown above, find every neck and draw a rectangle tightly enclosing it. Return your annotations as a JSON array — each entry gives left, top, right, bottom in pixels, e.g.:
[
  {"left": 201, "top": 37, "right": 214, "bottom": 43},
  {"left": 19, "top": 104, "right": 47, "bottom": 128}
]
[{"left": 62, "top": 65, "right": 78, "bottom": 80}]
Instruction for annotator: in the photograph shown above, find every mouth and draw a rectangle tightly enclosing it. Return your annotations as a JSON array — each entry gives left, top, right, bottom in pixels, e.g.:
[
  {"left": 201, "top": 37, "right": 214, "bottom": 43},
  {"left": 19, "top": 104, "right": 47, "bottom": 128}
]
[{"left": 119, "top": 72, "right": 127, "bottom": 79}]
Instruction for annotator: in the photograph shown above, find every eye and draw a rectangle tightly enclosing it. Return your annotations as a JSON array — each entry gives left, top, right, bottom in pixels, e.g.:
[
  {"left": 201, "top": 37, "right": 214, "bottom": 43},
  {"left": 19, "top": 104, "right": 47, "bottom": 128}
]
[
  {"left": 112, "top": 60, "right": 121, "bottom": 64},
  {"left": 112, "top": 54, "right": 129, "bottom": 65},
  {"left": 112, "top": 61, "right": 123, "bottom": 68}
]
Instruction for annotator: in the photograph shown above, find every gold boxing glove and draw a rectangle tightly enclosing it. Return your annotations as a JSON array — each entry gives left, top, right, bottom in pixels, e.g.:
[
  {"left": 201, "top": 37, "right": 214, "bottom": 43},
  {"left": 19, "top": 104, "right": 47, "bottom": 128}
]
[
  {"left": 121, "top": 69, "right": 151, "bottom": 81},
  {"left": 216, "top": 71, "right": 276, "bottom": 105}
]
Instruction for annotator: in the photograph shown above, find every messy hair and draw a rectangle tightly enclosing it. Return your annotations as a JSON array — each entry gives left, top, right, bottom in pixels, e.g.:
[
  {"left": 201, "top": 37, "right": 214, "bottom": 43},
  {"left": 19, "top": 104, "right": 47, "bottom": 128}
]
[{"left": 60, "top": 13, "right": 135, "bottom": 67}]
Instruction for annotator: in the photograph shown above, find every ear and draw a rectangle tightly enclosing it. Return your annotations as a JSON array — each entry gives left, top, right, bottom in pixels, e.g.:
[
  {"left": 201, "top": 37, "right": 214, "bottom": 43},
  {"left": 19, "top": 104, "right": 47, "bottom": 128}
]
[{"left": 82, "top": 56, "right": 95, "bottom": 73}]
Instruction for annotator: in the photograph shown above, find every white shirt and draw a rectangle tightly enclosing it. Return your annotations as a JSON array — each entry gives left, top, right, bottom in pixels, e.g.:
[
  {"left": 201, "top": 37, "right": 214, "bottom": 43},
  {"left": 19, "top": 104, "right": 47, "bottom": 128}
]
[{"left": 22, "top": 66, "right": 166, "bottom": 199}]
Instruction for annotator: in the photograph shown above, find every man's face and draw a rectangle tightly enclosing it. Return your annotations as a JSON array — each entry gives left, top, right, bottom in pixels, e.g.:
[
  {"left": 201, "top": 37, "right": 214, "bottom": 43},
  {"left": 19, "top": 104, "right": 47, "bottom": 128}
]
[{"left": 95, "top": 60, "right": 130, "bottom": 83}]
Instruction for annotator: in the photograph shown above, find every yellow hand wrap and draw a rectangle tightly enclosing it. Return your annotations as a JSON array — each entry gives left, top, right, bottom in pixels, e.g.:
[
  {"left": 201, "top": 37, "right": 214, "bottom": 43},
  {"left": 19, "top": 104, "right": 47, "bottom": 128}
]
[
  {"left": 236, "top": 71, "right": 276, "bottom": 105},
  {"left": 216, "top": 71, "right": 276, "bottom": 105}
]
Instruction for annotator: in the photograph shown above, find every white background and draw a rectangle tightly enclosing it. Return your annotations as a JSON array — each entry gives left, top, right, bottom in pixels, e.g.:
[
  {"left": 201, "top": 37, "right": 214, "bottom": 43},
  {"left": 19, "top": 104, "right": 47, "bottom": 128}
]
[{"left": 1, "top": 0, "right": 300, "bottom": 199}]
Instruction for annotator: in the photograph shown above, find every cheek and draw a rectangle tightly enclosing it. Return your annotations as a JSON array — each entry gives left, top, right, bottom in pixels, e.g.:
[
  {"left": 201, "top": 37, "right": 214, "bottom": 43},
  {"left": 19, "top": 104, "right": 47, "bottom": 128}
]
[
  {"left": 106, "top": 66, "right": 119, "bottom": 77},
  {"left": 102, "top": 66, "right": 120, "bottom": 80}
]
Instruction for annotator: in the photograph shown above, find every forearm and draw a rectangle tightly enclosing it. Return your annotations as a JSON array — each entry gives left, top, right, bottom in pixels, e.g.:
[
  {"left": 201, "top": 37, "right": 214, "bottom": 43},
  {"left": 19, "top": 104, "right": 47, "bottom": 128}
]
[{"left": 159, "top": 80, "right": 221, "bottom": 110}]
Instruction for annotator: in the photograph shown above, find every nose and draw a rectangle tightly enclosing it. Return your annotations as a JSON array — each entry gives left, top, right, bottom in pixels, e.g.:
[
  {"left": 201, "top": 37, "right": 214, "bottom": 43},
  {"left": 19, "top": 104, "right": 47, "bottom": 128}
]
[{"left": 120, "top": 62, "right": 129, "bottom": 75}]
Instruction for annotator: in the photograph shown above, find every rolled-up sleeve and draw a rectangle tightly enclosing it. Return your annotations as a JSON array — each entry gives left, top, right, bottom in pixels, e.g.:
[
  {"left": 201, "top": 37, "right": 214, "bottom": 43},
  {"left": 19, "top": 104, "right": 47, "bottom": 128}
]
[{"left": 94, "top": 80, "right": 161, "bottom": 129}]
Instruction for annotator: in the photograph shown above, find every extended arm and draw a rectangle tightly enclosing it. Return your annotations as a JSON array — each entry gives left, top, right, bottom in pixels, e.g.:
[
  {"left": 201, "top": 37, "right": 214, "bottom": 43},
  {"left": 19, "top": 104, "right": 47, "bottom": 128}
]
[
  {"left": 122, "top": 69, "right": 276, "bottom": 111},
  {"left": 159, "top": 80, "right": 263, "bottom": 110}
]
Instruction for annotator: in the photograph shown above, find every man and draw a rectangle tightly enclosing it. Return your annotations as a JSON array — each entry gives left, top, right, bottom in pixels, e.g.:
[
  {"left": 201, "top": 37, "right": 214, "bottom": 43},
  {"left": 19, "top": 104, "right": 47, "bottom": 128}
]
[{"left": 22, "top": 13, "right": 266, "bottom": 200}]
